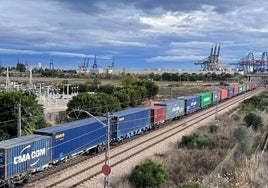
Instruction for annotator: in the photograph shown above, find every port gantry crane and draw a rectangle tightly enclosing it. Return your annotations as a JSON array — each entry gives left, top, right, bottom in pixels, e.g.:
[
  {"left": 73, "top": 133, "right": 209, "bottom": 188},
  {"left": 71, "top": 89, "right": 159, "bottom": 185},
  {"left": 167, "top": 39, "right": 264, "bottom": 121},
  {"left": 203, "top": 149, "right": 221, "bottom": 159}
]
[
  {"left": 195, "top": 44, "right": 221, "bottom": 71},
  {"left": 49, "top": 59, "right": 54, "bottom": 70},
  {"left": 230, "top": 52, "right": 268, "bottom": 73}
]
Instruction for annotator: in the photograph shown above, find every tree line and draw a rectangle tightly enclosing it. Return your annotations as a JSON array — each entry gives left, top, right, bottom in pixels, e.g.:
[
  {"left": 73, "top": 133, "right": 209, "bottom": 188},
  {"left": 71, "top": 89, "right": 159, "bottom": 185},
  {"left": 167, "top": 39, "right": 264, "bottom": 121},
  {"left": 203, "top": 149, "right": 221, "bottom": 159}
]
[
  {"left": 67, "top": 76, "right": 159, "bottom": 118},
  {"left": 1, "top": 62, "right": 240, "bottom": 83}
]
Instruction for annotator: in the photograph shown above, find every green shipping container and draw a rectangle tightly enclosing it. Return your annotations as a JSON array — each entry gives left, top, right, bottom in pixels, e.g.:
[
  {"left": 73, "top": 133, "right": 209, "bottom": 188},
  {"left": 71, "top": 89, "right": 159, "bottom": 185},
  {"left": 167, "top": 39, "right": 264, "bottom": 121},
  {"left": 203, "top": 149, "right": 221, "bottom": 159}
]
[
  {"left": 196, "top": 92, "right": 212, "bottom": 108},
  {"left": 238, "top": 85, "right": 243, "bottom": 93}
]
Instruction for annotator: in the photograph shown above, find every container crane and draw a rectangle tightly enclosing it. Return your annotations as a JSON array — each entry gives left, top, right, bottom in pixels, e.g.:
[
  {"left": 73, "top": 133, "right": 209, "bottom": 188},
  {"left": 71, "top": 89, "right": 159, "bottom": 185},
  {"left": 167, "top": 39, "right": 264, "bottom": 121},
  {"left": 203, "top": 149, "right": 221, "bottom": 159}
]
[
  {"left": 230, "top": 52, "right": 268, "bottom": 73},
  {"left": 107, "top": 58, "right": 115, "bottom": 74},
  {"left": 49, "top": 59, "right": 54, "bottom": 70},
  {"left": 90, "top": 55, "right": 103, "bottom": 74},
  {"left": 195, "top": 44, "right": 221, "bottom": 71}
]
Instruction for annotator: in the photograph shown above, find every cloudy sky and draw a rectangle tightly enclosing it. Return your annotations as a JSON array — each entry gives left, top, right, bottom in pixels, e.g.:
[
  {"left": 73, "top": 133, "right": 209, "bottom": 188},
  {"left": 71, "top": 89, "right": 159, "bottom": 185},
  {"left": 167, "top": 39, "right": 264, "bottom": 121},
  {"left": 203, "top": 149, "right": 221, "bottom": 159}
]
[{"left": 0, "top": 0, "right": 267, "bottom": 70}]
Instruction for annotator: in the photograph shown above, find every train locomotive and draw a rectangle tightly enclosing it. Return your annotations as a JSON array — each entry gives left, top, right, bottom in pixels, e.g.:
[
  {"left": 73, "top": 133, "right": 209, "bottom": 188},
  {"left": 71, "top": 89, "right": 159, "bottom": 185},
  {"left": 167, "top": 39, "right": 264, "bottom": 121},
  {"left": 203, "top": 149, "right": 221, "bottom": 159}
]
[{"left": 0, "top": 82, "right": 258, "bottom": 187}]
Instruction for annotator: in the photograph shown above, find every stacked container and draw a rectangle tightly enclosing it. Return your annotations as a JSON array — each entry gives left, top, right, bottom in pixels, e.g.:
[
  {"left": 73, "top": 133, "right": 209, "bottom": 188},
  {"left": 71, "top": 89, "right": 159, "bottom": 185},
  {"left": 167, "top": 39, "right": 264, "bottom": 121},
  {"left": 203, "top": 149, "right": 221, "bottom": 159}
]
[
  {"left": 0, "top": 135, "right": 51, "bottom": 183},
  {"left": 211, "top": 90, "right": 220, "bottom": 104},
  {"left": 178, "top": 96, "right": 200, "bottom": 114},
  {"left": 154, "top": 99, "right": 185, "bottom": 120},
  {"left": 196, "top": 92, "right": 212, "bottom": 108},
  {"left": 250, "top": 82, "right": 257, "bottom": 90},
  {"left": 34, "top": 117, "right": 107, "bottom": 161},
  {"left": 247, "top": 82, "right": 250, "bottom": 91},
  {"left": 220, "top": 89, "right": 228, "bottom": 100},
  {"left": 227, "top": 87, "right": 234, "bottom": 98},
  {"left": 233, "top": 86, "right": 238, "bottom": 96},
  {"left": 238, "top": 85, "right": 243, "bottom": 94},
  {"left": 110, "top": 107, "right": 151, "bottom": 141},
  {"left": 150, "top": 106, "right": 166, "bottom": 126}
]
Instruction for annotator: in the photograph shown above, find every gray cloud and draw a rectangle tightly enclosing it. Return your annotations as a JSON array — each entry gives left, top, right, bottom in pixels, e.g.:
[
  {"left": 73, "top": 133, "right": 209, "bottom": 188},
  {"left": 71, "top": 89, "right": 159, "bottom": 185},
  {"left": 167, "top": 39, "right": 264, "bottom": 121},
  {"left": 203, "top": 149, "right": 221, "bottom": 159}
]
[{"left": 0, "top": 0, "right": 267, "bottom": 69}]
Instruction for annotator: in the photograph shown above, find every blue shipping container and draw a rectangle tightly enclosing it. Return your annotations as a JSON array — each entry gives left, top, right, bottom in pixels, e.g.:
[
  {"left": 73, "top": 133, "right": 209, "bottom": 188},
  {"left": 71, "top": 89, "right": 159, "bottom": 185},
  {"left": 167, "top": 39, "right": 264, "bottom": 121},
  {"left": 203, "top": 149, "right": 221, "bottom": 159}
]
[
  {"left": 227, "top": 87, "right": 234, "bottom": 98},
  {"left": 34, "top": 117, "right": 107, "bottom": 161},
  {"left": 178, "top": 96, "right": 200, "bottom": 114},
  {"left": 211, "top": 90, "right": 220, "bottom": 104},
  {"left": 155, "top": 99, "right": 185, "bottom": 120},
  {"left": 111, "top": 107, "right": 150, "bottom": 141},
  {"left": 247, "top": 83, "right": 250, "bottom": 91},
  {"left": 0, "top": 135, "right": 51, "bottom": 181}
]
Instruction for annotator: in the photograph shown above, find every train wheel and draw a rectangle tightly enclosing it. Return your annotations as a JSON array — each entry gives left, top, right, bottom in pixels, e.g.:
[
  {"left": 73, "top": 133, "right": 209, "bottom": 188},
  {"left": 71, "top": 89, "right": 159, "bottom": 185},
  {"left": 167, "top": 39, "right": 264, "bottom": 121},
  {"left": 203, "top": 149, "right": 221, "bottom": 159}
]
[{"left": 7, "top": 180, "right": 15, "bottom": 188}]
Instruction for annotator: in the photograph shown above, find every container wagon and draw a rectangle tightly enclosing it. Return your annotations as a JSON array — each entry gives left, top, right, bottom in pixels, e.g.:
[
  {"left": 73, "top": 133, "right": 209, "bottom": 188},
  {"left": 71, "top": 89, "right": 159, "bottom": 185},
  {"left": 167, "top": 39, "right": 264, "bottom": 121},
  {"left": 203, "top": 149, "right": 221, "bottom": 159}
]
[
  {"left": 34, "top": 117, "right": 107, "bottom": 162},
  {"left": 154, "top": 99, "right": 185, "bottom": 120},
  {"left": 233, "top": 86, "right": 238, "bottom": 96},
  {"left": 238, "top": 85, "right": 243, "bottom": 94},
  {"left": 196, "top": 92, "right": 212, "bottom": 108},
  {"left": 211, "top": 90, "right": 220, "bottom": 104},
  {"left": 250, "top": 82, "right": 257, "bottom": 90},
  {"left": 178, "top": 96, "right": 200, "bottom": 114},
  {"left": 150, "top": 106, "right": 166, "bottom": 127},
  {"left": 110, "top": 107, "right": 151, "bottom": 141},
  {"left": 227, "top": 87, "right": 234, "bottom": 98},
  {"left": 245, "top": 82, "right": 250, "bottom": 91},
  {"left": 0, "top": 135, "right": 51, "bottom": 186},
  {"left": 220, "top": 89, "right": 228, "bottom": 100}
]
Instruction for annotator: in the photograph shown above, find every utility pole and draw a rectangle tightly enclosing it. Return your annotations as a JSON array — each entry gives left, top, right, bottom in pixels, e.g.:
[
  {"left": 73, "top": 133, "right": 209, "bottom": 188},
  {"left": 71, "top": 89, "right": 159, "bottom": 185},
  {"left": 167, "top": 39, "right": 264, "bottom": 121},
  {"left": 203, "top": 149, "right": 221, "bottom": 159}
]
[
  {"left": 17, "top": 104, "right": 21, "bottom": 137},
  {"left": 66, "top": 84, "right": 71, "bottom": 99},
  {"left": 243, "top": 81, "right": 246, "bottom": 101},
  {"left": 67, "top": 109, "right": 111, "bottom": 187},
  {"left": 215, "top": 89, "right": 219, "bottom": 121},
  {"left": 169, "top": 85, "right": 173, "bottom": 99},
  {"left": 104, "top": 112, "right": 111, "bottom": 188},
  {"left": 215, "top": 100, "right": 218, "bottom": 121}
]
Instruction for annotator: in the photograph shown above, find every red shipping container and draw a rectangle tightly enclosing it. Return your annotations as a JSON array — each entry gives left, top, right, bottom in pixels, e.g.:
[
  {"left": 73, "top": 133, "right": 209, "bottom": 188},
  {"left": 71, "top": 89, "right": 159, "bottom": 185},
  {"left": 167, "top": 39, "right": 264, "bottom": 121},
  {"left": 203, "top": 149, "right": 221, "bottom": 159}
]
[
  {"left": 220, "top": 89, "right": 228, "bottom": 100},
  {"left": 233, "top": 86, "right": 238, "bottom": 96},
  {"left": 150, "top": 106, "right": 166, "bottom": 126},
  {"left": 250, "top": 82, "right": 257, "bottom": 90},
  {"left": 250, "top": 82, "right": 253, "bottom": 90}
]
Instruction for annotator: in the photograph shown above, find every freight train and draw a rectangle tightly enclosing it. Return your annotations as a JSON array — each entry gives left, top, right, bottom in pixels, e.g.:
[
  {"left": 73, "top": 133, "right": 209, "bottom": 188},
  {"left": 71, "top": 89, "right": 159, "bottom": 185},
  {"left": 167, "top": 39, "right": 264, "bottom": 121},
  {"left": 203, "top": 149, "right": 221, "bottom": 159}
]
[{"left": 0, "top": 82, "right": 258, "bottom": 187}]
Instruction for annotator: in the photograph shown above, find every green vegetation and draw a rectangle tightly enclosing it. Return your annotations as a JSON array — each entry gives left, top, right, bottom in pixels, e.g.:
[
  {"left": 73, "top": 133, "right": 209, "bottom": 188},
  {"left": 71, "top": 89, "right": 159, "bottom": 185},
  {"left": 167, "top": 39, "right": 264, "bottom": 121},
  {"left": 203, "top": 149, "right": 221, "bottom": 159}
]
[
  {"left": 121, "top": 74, "right": 140, "bottom": 85},
  {"left": 243, "top": 112, "right": 263, "bottom": 130},
  {"left": 178, "top": 181, "right": 205, "bottom": 188},
  {"left": 180, "top": 133, "right": 217, "bottom": 149},
  {"left": 132, "top": 79, "right": 159, "bottom": 98},
  {"left": 232, "top": 126, "right": 254, "bottom": 156},
  {"left": 241, "top": 91, "right": 268, "bottom": 112},
  {"left": 129, "top": 158, "right": 168, "bottom": 188},
  {"left": 209, "top": 124, "right": 219, "bottom": 133},
  {"left": 66, "top": 78, "right": 159, "bottom": 117},
  {"left": 0, "top": 91, "right": 46, "bottom": 140},
  {"left": 112, "top": 89, "right": 130, "bottom": 109},
  {"left": 0, "top": 129, "right": 9, "bottom": 141},
  {"left": 67, "top": 93, "right": 121, "bottom": 117},
  {"left": 161, "top": 72, "right": 236, "bottom": 82}
]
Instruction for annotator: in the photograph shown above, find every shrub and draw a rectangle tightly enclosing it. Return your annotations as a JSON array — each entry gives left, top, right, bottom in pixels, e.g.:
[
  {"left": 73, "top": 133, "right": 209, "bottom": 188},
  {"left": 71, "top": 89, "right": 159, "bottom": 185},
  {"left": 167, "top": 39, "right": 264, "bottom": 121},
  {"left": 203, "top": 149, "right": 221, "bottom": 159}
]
[
  {"left": 129, "top": 158, "right": 168, "bottom": 188},
  {"left": 232, "top": 126, "right": 253, "bottom": 156},
  {"left": 209, "top": 124, "right": 219, "bottom": 133},
  {"left": 232, "top": 114, "right": 240, "bottom": 121},
  {"left": 180, "top": 133, "right": 217, "bottom": 149},
  {"left": 178, "top": 181, "right": 205, "bottom": 188},
  {"left": 243, "top": 112, "right": 263, "bottom": 130}
]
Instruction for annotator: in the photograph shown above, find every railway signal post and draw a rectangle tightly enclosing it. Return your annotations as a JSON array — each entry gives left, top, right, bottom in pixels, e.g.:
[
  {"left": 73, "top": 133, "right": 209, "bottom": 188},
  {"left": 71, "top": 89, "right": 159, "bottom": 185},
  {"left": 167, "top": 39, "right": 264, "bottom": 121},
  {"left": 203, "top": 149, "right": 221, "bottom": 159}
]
[
  {"left": 69, "top": 109, "right": 111, "bottom": 187},
  {"left": 104, "top": 112, "right": 111, "bottom": 188}
]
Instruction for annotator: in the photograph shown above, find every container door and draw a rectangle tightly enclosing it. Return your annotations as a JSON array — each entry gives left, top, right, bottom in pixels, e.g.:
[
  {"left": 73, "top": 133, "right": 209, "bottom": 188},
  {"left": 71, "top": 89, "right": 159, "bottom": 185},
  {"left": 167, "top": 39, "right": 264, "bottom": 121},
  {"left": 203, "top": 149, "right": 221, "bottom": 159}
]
[
  {"left": 110, "top": 117, "right": 118, "bottom": 140},
  {"left": 0, "top": 149, "right": 5, "bottom": 180}
]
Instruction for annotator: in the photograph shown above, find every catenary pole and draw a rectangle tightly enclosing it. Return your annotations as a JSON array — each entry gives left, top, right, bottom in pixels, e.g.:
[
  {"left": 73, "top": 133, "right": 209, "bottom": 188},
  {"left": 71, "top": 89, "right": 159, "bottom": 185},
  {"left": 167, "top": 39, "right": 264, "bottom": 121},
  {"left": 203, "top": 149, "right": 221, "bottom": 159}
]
[
  {"left": 17, "top": 104, "right": 21, "bottom": 137},
  {"left": 104, "top": 112, "right": 110, "bottom": 188},
  {"left": 68, "top": 109, "right": 111, "bottom": 187}
]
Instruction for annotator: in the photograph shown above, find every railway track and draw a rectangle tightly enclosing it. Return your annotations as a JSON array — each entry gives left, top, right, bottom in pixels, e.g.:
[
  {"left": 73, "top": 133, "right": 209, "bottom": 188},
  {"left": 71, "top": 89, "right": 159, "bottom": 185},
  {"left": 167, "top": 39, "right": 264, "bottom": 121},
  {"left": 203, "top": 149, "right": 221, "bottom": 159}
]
[{"left": 23, "top": 88, "right": 264, "bottom": 188}]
